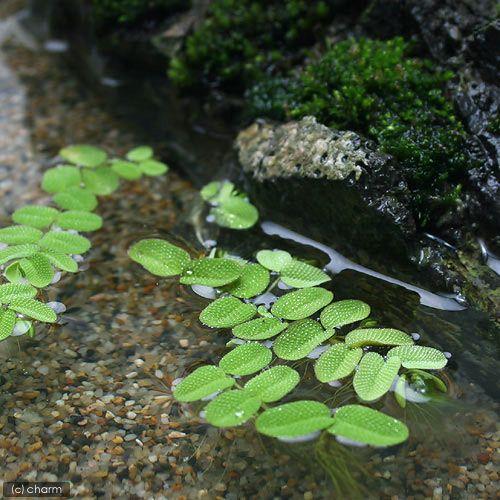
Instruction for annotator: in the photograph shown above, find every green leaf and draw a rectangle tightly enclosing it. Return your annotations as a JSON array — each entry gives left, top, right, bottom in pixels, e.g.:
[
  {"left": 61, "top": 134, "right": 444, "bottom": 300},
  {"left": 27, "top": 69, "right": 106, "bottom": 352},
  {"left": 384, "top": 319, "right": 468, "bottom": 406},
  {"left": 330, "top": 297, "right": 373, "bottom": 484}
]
[
  {"left": 387, "top": 345, "right": 448, "bottom": 370},
  {"left": 205, "top": 390, "right": 261, "bottom": 427},
  {"left": 211, "top": 197, "right": 259, "bottom": 230},
  {"left": 173, "top": 365, "right": 235, "bottom": 402},
  {"left": 0, "top": 309, "right": 16, "bottom": 340},
  {"left": 320, "top": 300, "right": 371, "bottom": 329},
  {"left": 328, "top": 405, "right": 409, "bottom": 446},
  {"left": 255, "top": 401, "right": 334, "bottom": 438},
  {"left": 219, "top": 343, "right": 272, "bottom": 376},
  {"left": 409, "top": 369, "right": 447, "bottom": 393},
  {"left": 56, "top": 211, "right": 103, "bottom": 232},
  {"left": 126, "top": 145, "right": 153, "bottom": 162},
  {"left": 280, "top": 260, "right": 330, "bottom": 288},
  {"left": 8, "top": 298, "right": 57, "bottom": 322},
  {"left": 222, "top": 263, "right": 269, "bottom": 298},
  {"left": 314, "top": 343, "right": 363, "bottom": 383},
  {"left": 244, "top": 366, "right": 300, "bottom": 402},
  {"left": 353, "top": 352, "right": 401, "bottom": 402},
  {"left": 180, "top": 258, "right": 241, "bottom": 287},
  {"left": 0, "top": 244, "right": 38, "bottom": 265},
  {"left": 232, "top": 317, "right": 287, "bottom": 340},
  {"left": 12, "top": 206, "right": 59, "bottom": 229},
  {"left": 128, "top": 239, "right": 190, "bottom": 277},
  {"left": 273, "top": 319, "right": 333, "bottom": 360},
  {"left": 200, "top": 181, "right": 221, "bottom": 201},
  {"left": 199, "top": 297, "right": 257, "bottom": 328},
  {"left": 0, "top": 225, "right": 43, "bottom": 245},
  {"left": 19, "top": 254, "right": 54, "bottom": 288},
  {"left": 41, "top": 166, "right": 81, "bottom": 193},
  {"left": 345, "top": 328, "right": 414, "bottom": 348},
  {"left": 0, "top": 283, "right": 37, "bottom": 303},
  {"left": 139, "top": 160, "right": 168, "bottom": 176},
  {"left": 111, "top": 160, "right": 142, "bottom": 180},
  {"left": 394, "top": 374, "right": 407, "bottom": 408},
  {"left": 40, "top": 251, "right": 78, "bottom": 273},
  {"left": 4, "top": 262, "right": 23, "bottom": 283},
  {"left": 60, "top": 144, "right": 107, "bottom": 167},
  {"left": 53, "top": 187, "right": 98, "bottom": 211},
  {"left": 82, "top": 167, "right": 120, "bottom": 195},
  {"left": 271, "top": 288, "right": 333, "bottom": 320},
  {"left": 39, "top": 231, "right": 91, "bottom": 255},
  {"left": 256, "top": 249, "right": 292, "bottom": 272}
]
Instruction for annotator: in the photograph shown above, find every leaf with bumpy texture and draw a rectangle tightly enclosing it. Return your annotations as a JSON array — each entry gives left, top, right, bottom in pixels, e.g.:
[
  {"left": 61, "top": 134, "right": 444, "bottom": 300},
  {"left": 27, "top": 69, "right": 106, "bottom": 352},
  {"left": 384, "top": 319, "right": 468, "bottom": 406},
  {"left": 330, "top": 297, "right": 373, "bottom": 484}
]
[
  {"left": 173, "top": 365, "right": 235, "bottom": 402},
  {"left": 19, "top": 254, "right": 54, "bottom": 288},
  {"left": 8, "top": 297, "right": 57, "bottom": 322},
  {"left": 82, "top": 167, "right": 120, "bottom": 195},
  {"left": 0, "top": 283, "right": 37, "bottom": 303},
  {"left": 205, "top": 390, "right": 261, "bottom": 427},
  {"left": 0, "top": 244, "right": 38, "bottom": 265},
  {"left": 180, "top": 258, "right": 241, "bottom": 287},
  {"left": 0, "top": 309, "right": 16, "bottom": 340},
  {"left": 222, "top": 263, "right": 269, "bottom": 298},
  {"left": 280, "top": 260, "right": 330, "bottom": 288},
  {"left": 4, "top": 262, "right": 23, "bottom": 283},
  {"left": 0, "top": 225, "right": 43, "bottom": 245},
  {"left": 41, "top": 166, "right": 81, "bottom": 193},
  {"left": 273, "top": 319, "right": 333, "bottom": 360},
  {"left": 111, "top": 160, "right": 142, "bottom": 180},
  {"left": 139, "top": 160, "right": 168, "bottom": 176},
  {"left": 40, "top": 251, "right": 78, "bottom": 273},
  {"left": 53, "top": 187, "right": 98, "bottom": 212},
  {"left": 345, "top": 328, "right": 413, "bottom": 348},
  {"left": 314, "top": 343, "right": 363, "bottom": 382},
  {"left": 60, "top": 145, "right": 107, "bottom": 167},
  {"left": 328, "top": 405, "right": 409, "bottom": 446},
  {"left": 353, "top": 352, "right": 401, "bottom": 402},
  {"left": 256, "top": 249, "right": 292, "bottom": 272},
  {"left": 126, "top": 146, "right": 153, "bottom": 162},
  {"left": 12, "top": 206, "right": 59, "bottom": 229},
  {"left": 271, "top": 288, "right": 333, "bottom": 321},
  {"left": 232, "top": 317, "right": 287, "bottom": 340},
  {"left": 39, "top": 231, "right": 91, "bottom": 255},
  {"left": 244, "top": 366, "right": 300, "bottom": 402},
  {"left": 387, "top": 345, "right": 447, "bottom": 370},
  {"left": 256, "top": 400, "right": 334, "bottom": 438},
  {"left": 211, "top": 197, "right": 259, "bottom": 230},
  {"left": 219, "top": 343, "right": 272, "bottom": 376},
  {"left": 199, "top": 297, "right": 256, "bottom": 328},
  {"left": 128, "top": 239, "right": 190, "bottom": 277},
  {"left": 56, "top": 211, "right": 103, "bottom": 232},
  {"left": 320, "top": 300, "right": 371, "bottom": 329}
]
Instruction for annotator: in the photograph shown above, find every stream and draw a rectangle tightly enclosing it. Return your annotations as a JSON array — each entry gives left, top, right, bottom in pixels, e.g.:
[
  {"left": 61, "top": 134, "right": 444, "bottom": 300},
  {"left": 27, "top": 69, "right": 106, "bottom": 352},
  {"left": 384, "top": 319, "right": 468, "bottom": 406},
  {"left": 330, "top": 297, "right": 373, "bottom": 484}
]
[{"left": 0, "top": 3, "right": 498, "bottom": 499}]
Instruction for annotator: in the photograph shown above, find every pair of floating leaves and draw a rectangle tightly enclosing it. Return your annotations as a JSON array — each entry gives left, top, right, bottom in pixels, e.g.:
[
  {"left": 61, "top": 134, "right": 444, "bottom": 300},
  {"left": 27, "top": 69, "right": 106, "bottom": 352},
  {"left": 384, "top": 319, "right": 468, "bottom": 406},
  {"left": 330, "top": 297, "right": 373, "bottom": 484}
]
[
  {"left": 353, "top": 352, "right": 401, "bottom": 402},
  {"left": 200, "top": 296, "right": 256, "bottom": 328},
  {"left": 271, "top": 287, "right": 333, "bottom": 320},
  {"left": 111, "top": 159, "right": 168, "bottom": 180},
  {"left": 128, "top": 239, "right": 190, "bottom": 277},
  {"left": 10, "top": 207, "right": 102, "bottom": 232},
  {"left": 273, "top": 319, "right": 334, "bottom": 360}
]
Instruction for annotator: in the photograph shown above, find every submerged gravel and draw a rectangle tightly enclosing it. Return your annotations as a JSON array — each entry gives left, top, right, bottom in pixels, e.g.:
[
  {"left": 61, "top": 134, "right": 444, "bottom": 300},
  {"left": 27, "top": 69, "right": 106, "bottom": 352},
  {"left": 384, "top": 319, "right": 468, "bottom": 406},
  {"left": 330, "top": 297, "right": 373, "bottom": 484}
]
[{"left": 0, "top": 4, "right": 498, "bottom": 499}]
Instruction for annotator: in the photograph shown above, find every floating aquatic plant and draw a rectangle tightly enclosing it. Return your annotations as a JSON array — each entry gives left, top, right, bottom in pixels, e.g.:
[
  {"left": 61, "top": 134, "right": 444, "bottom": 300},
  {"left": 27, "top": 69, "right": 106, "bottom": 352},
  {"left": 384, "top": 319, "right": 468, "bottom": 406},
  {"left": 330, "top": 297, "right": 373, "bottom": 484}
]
[
  {"left": 129, "top": 229, "right": 449, "bottom": 449},
  {"left": 0, "top": 144, "right": 168, "bottom": 341},
  {"left": 201, "top": 181, "right": 259, "bottom": 230}
]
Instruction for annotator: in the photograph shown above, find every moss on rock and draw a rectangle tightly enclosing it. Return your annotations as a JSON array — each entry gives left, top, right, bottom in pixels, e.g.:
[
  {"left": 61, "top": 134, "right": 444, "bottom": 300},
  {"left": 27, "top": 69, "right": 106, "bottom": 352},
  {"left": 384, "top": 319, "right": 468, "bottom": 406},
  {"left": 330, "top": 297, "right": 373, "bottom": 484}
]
[
  {"left": 248, "top": 37, "right": 474, "bottom": 226},
  {"left": 168, "top": 0, "right": 336, "bottom": 90}
]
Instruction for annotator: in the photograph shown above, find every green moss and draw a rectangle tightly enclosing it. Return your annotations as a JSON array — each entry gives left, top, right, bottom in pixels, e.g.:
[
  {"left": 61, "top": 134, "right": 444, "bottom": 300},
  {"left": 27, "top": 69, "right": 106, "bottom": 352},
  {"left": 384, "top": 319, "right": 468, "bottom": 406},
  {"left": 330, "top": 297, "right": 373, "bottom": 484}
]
[
  {"left": 168, "top": 0, "right": 335, "bottom": 90},
  {"left": 91, "top": 0, "right": 186, "bottom": 26},
  {"left": 249, "top": 37, "right": 473, "bottom": 226}
]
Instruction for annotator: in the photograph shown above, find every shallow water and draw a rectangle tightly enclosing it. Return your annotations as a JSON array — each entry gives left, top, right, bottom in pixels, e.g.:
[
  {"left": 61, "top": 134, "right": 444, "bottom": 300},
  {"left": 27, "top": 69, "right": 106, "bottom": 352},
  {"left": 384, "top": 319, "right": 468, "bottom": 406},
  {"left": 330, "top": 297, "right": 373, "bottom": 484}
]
[{"left": 0, "top": 5, "right": 498, "bottom": 499}]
